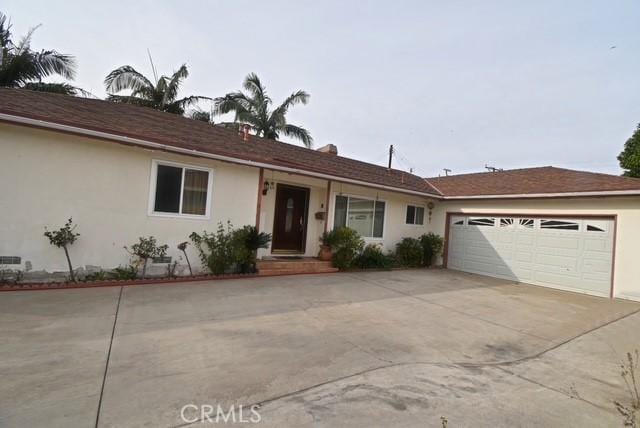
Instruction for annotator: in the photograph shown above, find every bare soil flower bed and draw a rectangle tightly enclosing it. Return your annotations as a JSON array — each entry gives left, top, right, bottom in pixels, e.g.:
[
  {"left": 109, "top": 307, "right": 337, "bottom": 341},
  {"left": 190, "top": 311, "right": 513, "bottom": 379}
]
[{"left": 0, "top": 272, "right": 262, "bottom": 292}]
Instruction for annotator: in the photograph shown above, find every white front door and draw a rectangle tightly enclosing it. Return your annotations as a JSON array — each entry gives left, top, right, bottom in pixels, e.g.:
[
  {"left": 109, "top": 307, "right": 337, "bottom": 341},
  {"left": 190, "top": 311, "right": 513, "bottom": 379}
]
[{"left": 447, "top": 215, "right": 614, "bottom": 297}]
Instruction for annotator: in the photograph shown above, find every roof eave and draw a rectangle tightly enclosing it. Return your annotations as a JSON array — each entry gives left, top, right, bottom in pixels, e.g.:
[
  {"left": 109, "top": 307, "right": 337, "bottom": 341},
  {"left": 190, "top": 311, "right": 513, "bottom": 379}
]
[
  {"left": 442, "top": 190, "right": 640, "bottom": 200},
  {"left": 0, "top": 112, "right": 442, "bottom": 199}
]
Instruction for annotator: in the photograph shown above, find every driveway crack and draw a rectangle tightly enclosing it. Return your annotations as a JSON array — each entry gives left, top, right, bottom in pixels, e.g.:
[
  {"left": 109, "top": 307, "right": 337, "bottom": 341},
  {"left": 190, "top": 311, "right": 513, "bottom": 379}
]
[{"left": 94, "top": 286, "right": 124, "bottom": 428}]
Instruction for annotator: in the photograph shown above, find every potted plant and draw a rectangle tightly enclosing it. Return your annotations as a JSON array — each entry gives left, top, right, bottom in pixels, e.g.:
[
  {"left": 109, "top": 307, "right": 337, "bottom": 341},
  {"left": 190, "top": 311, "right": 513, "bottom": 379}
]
[{"left": 318, "top": 231, "right": 334, "bottom": 261}]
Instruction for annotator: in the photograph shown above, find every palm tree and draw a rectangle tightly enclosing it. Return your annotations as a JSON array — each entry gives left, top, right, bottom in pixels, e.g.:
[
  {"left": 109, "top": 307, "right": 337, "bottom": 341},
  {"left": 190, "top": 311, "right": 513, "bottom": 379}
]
[
  {"left": 0, "top": 12, "right": 81, "bottom": 95},
  {"left": 104, "top": 62, "right": 208, "bottom": 115},
  {"left": 214, "top": 73, "right": 313, "bottom": 147}
]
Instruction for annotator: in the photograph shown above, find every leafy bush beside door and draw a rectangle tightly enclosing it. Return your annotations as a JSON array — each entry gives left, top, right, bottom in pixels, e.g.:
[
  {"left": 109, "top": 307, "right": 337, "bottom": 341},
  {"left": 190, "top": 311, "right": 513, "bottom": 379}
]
[{"left": 190, "top": 222, "right": 272, "bottom": 275}]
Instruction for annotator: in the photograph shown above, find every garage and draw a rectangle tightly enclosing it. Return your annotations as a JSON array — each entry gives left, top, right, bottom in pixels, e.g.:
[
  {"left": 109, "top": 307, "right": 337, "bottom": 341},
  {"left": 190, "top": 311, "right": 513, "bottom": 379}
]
[{"left": 445, "top": 214, "right": 615, "bottom": 297}]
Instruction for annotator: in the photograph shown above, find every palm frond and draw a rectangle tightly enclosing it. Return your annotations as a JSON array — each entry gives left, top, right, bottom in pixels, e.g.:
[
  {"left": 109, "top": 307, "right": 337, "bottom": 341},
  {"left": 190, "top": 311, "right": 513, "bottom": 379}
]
[
  {"left": 34, "top": 50, "right": 75, "bottom": 80},
  {"left": 22, "top": 81, "right": 79, "bottom": 95},
  {"left": 104, "top": 65, "right": 154, "bottom": 94},
  {"left": 243, "top": 72, "right": 271, "bottom": 105},
  {"left": 282, "top": 124, "right": 313, "bottom": 148},
  {"left": 15, "top": 25, "right": 40, "bottom": 54},
  {"left": 163, "top": 64, "right": 189, "bottom": 106},
  {"left": 213, "top": 92, "right": 251, "bottom": 116},
  {"left": 0, "top": 12, "right": 11, "bottom": 48},
  {"left": 106, "top": 94, "right": 157, "bottom": 108}
]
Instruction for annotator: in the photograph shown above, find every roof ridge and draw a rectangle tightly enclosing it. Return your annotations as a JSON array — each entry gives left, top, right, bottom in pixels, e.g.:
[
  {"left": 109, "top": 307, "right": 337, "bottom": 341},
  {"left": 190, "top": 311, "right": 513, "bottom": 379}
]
[{"left": 425, "top": 165, "right": 555, "bottom": 180}]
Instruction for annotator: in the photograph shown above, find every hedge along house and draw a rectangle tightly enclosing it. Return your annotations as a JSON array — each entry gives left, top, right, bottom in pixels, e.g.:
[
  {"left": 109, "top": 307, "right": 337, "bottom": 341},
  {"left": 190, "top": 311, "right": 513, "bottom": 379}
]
[{"left": 1, "top": 88, "right": 640, "bottom": 301}]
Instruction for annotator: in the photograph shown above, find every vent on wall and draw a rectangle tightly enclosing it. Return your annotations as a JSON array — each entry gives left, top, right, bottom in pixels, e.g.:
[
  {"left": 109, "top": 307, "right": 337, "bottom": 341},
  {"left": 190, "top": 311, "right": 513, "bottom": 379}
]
[{"left": 0, "top": 256, "right": 21, "bottom": 265}]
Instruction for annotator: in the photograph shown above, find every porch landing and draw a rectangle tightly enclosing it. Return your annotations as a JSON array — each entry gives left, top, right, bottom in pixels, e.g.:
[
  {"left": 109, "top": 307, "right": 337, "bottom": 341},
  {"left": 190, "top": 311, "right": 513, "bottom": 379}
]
[{"left": 257, "top": 258, "right": 338, "bottom": 276}]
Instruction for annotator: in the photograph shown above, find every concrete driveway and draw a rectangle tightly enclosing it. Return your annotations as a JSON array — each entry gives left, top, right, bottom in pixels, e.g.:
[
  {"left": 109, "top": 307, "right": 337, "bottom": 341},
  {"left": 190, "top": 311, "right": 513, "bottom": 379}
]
[{"left": 1, "top": 269, "right": 639, "bottom": 427}]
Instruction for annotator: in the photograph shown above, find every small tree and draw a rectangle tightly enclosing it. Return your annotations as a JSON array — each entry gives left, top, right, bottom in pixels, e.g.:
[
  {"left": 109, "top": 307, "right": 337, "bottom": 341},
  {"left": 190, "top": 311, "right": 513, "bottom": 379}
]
[
  {"left": 614, "top": 350, "right": 640, "bottom": 427},
  {"left": 44, "top": 218, "right": 80, "bottom": 282},
  {"left": 177, "top": 241, "right": 193, "bottom": 276},
  {"left": 125, "top": 236, "right": 168, "bottom": 279},
  {"left": 618, "top": 124, "right": 640, "bottom": 178}
]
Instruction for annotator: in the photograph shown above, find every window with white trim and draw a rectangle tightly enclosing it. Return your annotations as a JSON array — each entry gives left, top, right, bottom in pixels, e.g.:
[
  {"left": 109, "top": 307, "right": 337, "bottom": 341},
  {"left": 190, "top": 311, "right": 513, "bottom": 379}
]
[
  {"left": 150, "top": 161, "right": 212, "bottom": 217},
  {"left": 405, "top": 205, "right": 425, "bottom": 225},
  {"left": 334, "top": 195, "right": 385, "bottom": 238}
]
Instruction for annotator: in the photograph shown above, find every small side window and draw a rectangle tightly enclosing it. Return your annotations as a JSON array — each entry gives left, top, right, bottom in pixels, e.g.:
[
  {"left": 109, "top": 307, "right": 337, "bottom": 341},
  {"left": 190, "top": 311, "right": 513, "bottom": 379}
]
[{"left": 406, "top": 205, "right": 425, "bottom": 225}]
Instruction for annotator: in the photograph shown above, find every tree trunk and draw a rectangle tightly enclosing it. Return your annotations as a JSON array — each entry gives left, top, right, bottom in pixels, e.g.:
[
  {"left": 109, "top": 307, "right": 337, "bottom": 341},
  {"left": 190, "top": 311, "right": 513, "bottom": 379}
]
[
  {"left": 183, "top": 251, "right": 193, "bottom": 276},
  {"left": 141, "top": 259, "right": 147, "bottom": 279},
  {"left": 63, "top": 245, "right": 76, "bottom": 282}
]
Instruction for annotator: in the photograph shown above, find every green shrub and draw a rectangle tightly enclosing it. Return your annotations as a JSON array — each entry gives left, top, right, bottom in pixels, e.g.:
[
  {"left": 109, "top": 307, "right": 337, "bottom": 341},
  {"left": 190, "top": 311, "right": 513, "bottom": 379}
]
[
  {"left": 125, "top": 236, "right": 168, "bottom": 279},
  {"left": 419, "top": 233, "right": 444, "bottom": 267},
  {"left": 190, "top": 222, "right": 236, "bottom": 275},
  {"left": 320, "top": 230, "right": 339, "bottom": 248},
  {"left": 395, "top": 237, "right": 423, "bottom": 267},
  {"left": 329, "top": 227, "right": 364, "bottom": 269},
  {"left": 84, "top": 270, "right": 107, "bottom": 281},
  {"left": 190, "top": 223, "right": 272, "bottom": 275},
  {"left": 354, "top": 244, "right": 394, "bottom": 269},
  {"left": 232, "top": 226, "right": 272, "bottom": 274},
  {"left": 111, "top": 265, "right": 137, "bottom": 280}
]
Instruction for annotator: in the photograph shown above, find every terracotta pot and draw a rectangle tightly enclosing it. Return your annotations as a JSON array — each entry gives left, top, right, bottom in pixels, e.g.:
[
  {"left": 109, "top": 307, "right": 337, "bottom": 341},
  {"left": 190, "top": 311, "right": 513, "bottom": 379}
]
[{"left": 318, "top": 245, "right": 332, "bottom": 261}]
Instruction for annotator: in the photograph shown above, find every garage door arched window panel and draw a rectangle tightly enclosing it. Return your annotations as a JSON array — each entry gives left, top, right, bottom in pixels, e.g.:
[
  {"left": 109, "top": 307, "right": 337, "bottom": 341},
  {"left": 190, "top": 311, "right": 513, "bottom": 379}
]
[
  {"left": 499, "top": 218, "right": 515, "bottom": 228},
  {"left": 586, "top": 221, "right": 609, "bottom": 233},
  {"left": 518, "top": 218, "right": 534, "bottom": 229},
  {"left": 540, "top": 219, "right": 579, "bottom": 231},
  {"left": 468, "top": 217, "right": 496, "bottom": 227},
  {"left": 452, "top": 217, "right": 465, "bottom": 226}
]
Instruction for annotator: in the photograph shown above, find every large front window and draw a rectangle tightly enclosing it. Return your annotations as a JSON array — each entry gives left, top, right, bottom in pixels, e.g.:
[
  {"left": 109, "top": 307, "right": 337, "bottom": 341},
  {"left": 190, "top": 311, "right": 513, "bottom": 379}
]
[
  {"left": 150, "top": 161, "right": 212, "bottom": 217},
  {"left": 334, "top": 195, "right": 385, "bottom": 238}
]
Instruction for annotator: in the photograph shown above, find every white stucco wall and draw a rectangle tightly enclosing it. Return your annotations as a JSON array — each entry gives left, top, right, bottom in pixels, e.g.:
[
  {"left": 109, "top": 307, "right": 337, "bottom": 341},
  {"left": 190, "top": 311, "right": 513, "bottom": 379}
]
[
  {"left": 429, "top": 198, "right": 640, "bottom": 301},
  {"left": 0, "top": 123, "right": 259, "bottom": 277}
]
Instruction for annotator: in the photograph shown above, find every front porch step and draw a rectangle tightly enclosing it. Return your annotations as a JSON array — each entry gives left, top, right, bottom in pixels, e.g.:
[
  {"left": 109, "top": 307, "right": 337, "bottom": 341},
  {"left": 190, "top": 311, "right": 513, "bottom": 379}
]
[{"left": 257, "top": 259, "right": 338, "bottom": 276}]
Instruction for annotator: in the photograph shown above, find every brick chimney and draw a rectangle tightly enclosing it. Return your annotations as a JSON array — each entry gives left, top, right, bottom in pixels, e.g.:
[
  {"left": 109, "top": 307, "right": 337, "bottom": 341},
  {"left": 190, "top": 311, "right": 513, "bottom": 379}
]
[
  {"left": 316, "top": 144, "right": 338, "bottom": 155},
  {"left": 242, "top": 124, "right": 250, "bottom": 142}
]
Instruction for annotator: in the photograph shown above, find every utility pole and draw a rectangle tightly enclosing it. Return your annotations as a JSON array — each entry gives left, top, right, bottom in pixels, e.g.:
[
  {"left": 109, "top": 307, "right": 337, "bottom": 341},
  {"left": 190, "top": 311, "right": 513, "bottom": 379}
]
[
  {"left": 443, "top": 168, "right": 451, "bottom": 176},
  {"left": 388, "top": 145, "right": 394, "bottom": 169}
]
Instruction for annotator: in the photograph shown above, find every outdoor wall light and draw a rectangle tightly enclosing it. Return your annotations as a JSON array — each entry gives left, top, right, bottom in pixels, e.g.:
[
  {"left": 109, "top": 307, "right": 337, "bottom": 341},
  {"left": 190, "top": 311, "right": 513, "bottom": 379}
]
[
  {"left": 262, "top": 181, "right": 274, "bottom": 195},
  {"left": 427, "top": 201, "right": 435, "bottom": 223}
]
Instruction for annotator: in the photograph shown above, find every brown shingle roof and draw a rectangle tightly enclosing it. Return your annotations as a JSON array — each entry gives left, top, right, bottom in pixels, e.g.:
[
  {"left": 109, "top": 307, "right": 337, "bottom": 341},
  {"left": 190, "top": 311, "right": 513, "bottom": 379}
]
[
  {"left": 0, "top": 88, "right": 441, "bottom": 196},
  {"left": 425, "top": 166, "right": 640, "bottom": 197}
]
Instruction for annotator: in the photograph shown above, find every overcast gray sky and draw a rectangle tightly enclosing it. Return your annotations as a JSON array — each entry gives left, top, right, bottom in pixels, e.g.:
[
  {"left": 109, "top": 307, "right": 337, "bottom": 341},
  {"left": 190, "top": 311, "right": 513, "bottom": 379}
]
[{"left": 4, "top": 0, "right": 640, "bottom": 176}]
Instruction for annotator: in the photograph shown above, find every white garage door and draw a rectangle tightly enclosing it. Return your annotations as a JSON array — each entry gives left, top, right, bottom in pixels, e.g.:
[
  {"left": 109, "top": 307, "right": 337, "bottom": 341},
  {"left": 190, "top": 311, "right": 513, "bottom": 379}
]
[{"left": 447, "top": 215, "right": 614, "bottom": 297}]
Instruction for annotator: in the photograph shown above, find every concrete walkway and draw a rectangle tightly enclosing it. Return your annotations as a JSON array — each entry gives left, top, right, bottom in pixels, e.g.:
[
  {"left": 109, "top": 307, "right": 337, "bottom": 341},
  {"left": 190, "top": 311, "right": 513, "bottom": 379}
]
[{"left": 1, "top": 269, "right": 638, "bottom": 427}]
